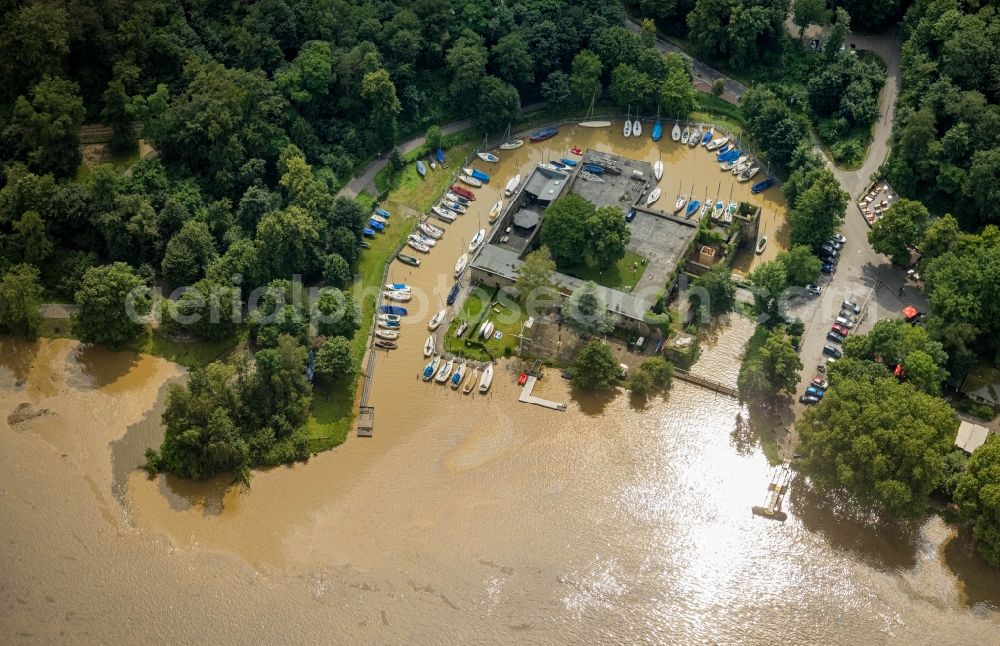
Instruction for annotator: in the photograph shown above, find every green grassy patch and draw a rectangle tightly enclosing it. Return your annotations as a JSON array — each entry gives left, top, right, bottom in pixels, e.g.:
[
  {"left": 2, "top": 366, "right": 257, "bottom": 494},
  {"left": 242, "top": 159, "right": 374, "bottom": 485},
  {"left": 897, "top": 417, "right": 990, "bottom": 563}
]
[
  {"left": 379, "top": 142, "right": 476, "bottom": 212},
  {"left": 443, "top": 287, "right": 525, "bottom": 362},
  {"left": 559, "top": 251, "right": 648, "bottom": 291},
  {"left": 127, "top": 328, "right": 243, "bottom": 370},
  {"left": 74, "top": 145, "right": 142, "bottom": 182},
  {"left": 38, "top": 318, "right": 76, "bottom": 339}
]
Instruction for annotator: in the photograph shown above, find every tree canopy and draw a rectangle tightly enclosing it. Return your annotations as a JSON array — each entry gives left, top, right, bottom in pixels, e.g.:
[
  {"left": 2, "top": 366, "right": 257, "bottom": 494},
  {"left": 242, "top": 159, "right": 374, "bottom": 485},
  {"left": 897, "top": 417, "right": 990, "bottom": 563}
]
[
  {"left": 572, "top": 339, "right": 620, "bottom": 391},
  {"left": 799, "top": 372, "right": 957, "bottom": 517},
  {"left": 954, "top": 436, "right": 1000, "bottom": 566},
  {"left": 72, "top": 262, "right": 149, "bottom": 348},
  {"left": 564, "top": 281, "right": 613, "bottom": 337}
]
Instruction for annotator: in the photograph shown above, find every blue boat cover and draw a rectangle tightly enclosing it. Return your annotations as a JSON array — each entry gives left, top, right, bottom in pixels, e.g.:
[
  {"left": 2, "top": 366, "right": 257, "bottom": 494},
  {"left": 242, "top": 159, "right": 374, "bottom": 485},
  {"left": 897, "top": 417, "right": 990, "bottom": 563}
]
[
  {"left": 470, "top": 169, "right": 490, "bottom": 182},
  {"left": 375, "top": 208, "right": 391, "bottom": 218},
  {"left": 582, "top": 164, "right": 605, "bottom": 174},
  {"left": 651, "top": 120, "right": 663, "bottom": 141},
  {"left": 560, "top": 158, "right": 578, "bottom": 166},
  {"left": 363, "top": 228, "right": 375, "bottom": 237},
  {"left": 368, "top": 219, "right": 384, "bottom": 230},
  {"left": 379, "top": 305, "right": 408, "bottom": 315},
  {"left": 436, "top": 148, "right": 444, "bottom": 163}
]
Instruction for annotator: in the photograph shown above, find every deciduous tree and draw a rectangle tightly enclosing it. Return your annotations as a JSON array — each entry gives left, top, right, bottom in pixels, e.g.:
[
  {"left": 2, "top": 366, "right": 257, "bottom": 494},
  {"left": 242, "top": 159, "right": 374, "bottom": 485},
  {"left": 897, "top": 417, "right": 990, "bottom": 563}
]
[
  {"left": 572, "top": 339, "right": 620, "bottom": 390},
  {"left": 73, "top": 263, "right": 149, "bottom": 348}
]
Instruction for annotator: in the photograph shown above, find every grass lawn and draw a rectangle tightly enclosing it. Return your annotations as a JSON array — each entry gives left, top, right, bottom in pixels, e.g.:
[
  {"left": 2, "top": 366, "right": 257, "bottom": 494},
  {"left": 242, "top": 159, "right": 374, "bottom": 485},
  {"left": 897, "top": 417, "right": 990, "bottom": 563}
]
[
  {"left": 443, "top": 287, "right": 525, "bottom": 362},
  {"left": 380, "top": 141, "right": 476, "bottom": 212},
  {"left": 559, "top": 251, "right": 648, "bottom": 291},
  {"left": 129, "top": 328, "right": 243, "bottom": 370},
  {"left": 74, "top": 143, "right": 143, "bottom": 182}
]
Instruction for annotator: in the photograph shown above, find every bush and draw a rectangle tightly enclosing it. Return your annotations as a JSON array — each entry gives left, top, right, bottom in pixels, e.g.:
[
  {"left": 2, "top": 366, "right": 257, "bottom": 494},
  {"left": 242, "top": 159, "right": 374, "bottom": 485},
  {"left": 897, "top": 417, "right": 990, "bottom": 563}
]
[
  {"left": 957, "top": 398, "right": 996, "bottom": 421},
  {"left": 831, "top": 139, "right": 864, "bottom": 166}
]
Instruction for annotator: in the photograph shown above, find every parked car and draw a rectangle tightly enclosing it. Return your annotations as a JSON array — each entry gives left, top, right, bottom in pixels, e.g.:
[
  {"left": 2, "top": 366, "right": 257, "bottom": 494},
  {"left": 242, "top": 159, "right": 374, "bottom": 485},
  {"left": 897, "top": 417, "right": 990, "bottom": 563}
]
[
  {"left": 842, "top": 300, "right": 861, "bottom": 314},
  {"left": 827, "top": 330, "right": 845, "bottom": 343},
  {"left": 625, "top": 208, "right": 636, "bottom": 222},
  {"left": 835, "top": 316, "right": 854, "bottom": 328},
  {"left": 812, "top": 376, "right": 829, "bottom": 389},
  {"left": 823, "top": 344, "right": 843, "bottom": 358},
  {"left": 832, "top": 233, "right": 847, "bottom": 244},
  {"left": 800, "top": 394, "right": 820, "bottom": 404},
  {"left": 826, "top": 238, "right": 843, "bottom": 250},
  {"left": 831, "top": 323, "right": 850, "bottom": 336},
  {"left": 821, "top": 244, "right": 839, "bottom": 256},
  {"left": 805, "top": 284, "right": 822, "bottom": 296},
  {"left": 839, "top": 310, "right": 858, "bottom": 323},
  {"left": 806, "top": 385, "right": 826, "bottom": 398},
  {"left": 821, "top": 262, "right": 834, "bottom": 274}
]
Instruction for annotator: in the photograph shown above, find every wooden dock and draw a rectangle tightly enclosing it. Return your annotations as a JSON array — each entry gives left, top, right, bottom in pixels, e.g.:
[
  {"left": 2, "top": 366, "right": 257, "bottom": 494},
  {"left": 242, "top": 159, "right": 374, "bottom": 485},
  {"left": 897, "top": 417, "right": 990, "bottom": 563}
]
[
  {"left": 357, "top": 406, "right": 374, "bottom": 437},
  {"left": 518, "top": 376, "right": 567, "bottom": 411},
  {"left": 673, "top": 368, "right": 739, "bottom": 398},
  {"left": 752, "top": 461, "right": 792, "bottom": 521}
]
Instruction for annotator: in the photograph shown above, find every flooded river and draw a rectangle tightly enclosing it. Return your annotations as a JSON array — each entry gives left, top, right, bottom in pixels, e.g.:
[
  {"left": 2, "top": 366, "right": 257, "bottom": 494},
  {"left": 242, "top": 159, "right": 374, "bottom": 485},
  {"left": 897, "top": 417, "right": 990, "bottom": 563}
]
[{"left": 3, "top": 126, "right": 998, "bottom": 642}]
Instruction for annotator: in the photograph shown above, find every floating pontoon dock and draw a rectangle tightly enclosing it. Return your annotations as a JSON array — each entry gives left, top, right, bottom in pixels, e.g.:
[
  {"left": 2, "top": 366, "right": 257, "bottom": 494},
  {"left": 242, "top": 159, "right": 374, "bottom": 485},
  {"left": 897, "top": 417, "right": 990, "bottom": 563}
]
[{"left": 518, "top": 375, "right": 567, "bottom": 411}]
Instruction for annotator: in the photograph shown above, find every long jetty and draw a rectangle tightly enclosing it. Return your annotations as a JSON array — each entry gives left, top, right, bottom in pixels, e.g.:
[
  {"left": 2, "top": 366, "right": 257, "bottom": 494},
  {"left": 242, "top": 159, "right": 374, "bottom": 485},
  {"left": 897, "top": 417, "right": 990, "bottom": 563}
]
[{"left": 672, "top": 368, "right": 739, "bottom": 398}]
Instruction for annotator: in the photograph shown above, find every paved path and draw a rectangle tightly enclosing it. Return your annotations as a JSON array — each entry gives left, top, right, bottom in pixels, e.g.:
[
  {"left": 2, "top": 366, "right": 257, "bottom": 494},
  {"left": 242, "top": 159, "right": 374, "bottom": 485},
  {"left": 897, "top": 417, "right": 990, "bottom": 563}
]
[
  {"left": 624, "top": 19, "right": 748, "bottom": 105},
  {"left": 338, "top": 103, "right": 545, "bottom": 199},
  {"left": 40, "top": 304, "right": 77, "bottom": 319}
]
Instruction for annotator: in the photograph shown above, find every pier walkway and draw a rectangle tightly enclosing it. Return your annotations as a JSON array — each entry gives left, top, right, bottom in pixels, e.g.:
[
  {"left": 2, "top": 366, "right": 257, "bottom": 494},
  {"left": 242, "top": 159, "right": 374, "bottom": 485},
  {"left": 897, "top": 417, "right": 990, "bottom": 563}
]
[
  {"left": 673, "top": 368, "right": 739, "bottom": 399},
  {"left": 518, "top": 376, "right": 567, "bottom": 411}
]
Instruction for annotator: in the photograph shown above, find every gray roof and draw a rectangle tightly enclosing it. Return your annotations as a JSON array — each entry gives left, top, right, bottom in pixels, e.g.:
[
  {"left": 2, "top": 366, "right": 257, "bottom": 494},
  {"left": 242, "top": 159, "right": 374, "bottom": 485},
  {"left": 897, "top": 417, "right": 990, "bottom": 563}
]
[
  {"left": 513, "top": 208, "right": 541, "bottom": 229},
  {"left": 524, "top": 166, "right": 570, "bottom": 202},
  {"left": 471, "top": 244, "right": 652, "bottom": 322}
]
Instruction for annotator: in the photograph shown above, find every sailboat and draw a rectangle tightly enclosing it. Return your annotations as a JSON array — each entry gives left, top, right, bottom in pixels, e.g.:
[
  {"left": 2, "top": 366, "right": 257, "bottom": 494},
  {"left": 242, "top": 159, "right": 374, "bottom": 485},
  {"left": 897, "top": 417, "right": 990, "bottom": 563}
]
[
  {"left": 672, "top": 123, "right": 681, "bottom": 142},
  {"left": 689, "top": 123, "right": 702, "bottom": 147},
  {"left": 654, "top": 158, "right": 663, "bottom": 181},
  {"left": 700, "top": 126, "right": 714, "bottom": 146},
  {"left": 645, "top": 187, "right": 662, "bottom": 206},
  {"left": 680, "top": 125, "right": 690, "bottom": 144},
  {"left": 454, "top": 253, "right": 469, "bottom": 277},
  {"left": 463, "top": 367, "right": 479, "bottom": 394},
  {"left": 469, "top": 229, "right": 486, "bottom": 253},
  {"left": 498, "top": 123, "right": 523, "bottom": 149},
  {"left": 450, "top": 362, "right": 467, "bottom": 390},
  {"left": 422, "top": 354, "right": 440, "bottom": 381},
  {"left": 623, "top": 106, "right": 632, "bottom": 138},
  {"left": 423, "top": 335, "right": 435, "bottom": 358},
  {"left": 477, "top": 151, "right": 499, "bottom": 163},
  {"left": 579, "top": 89, "right": 611, "bottom": 127},
  {"left": 479, "top": 363, "right": 494, "bottom": 393},
  {"left": 673, "top": 194, "right": 687, "bottom": 212},
  {"left": 489, "top": 200, "right": 503, "bottom": 223},
  {"left": 428, "top": 309, "right": 446, "bottom": 331},
  {"left": 435, "top": 357, "right": 455, "bottom": 383},
  {"left": 651, "top": 112, "right": 663, "bottom": 141},
  {"left": 633, "top": 112, "right": 642, "bottom": 137}
]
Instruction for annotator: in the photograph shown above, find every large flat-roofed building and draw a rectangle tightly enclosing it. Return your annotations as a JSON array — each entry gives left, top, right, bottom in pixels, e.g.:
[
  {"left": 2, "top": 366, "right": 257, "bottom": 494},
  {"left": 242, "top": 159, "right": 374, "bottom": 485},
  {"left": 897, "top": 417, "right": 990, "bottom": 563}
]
[{"left": 470, "top": 153, "right": 701, "bottom": 331}]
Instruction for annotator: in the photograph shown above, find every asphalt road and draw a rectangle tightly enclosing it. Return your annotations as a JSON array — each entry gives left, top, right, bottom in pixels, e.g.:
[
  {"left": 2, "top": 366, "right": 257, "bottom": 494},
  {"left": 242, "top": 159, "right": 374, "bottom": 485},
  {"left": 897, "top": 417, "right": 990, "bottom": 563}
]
[{"left": 624, "top": 20, "right": 748, "bottom": 105}]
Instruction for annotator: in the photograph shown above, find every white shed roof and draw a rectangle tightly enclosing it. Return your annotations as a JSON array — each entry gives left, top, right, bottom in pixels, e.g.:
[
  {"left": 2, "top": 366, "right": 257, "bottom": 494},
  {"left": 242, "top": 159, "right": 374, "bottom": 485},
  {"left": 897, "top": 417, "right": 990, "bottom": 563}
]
[{"left": 955, "top": 421, "right": 991, "bottom": 453}]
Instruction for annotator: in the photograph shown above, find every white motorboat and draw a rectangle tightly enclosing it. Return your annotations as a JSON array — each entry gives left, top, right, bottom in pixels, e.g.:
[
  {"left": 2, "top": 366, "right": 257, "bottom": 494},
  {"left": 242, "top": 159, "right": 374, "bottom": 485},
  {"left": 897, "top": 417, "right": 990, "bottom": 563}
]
[
  {"left": 375, "top": 329, "right": 398, "bottom": 340},
  {"left": 423, "top": 335, "right": 435, "bottom": 357},
  {"left": 499, "top": 140, "right": 523, "bottom": 150},
  {"left": 479, "top": 363, "right": 494, "bottom": 393},
  {"left": 711, "top": 201, "right": 725, "bottom": 220},
  {"left": 463, "top": 368, "right": 478, "bottom": 394},
  {"left": 445, "top": 192, "right": 469, "bottom": 205},
  {"left": 411, "top": 233, "right": 436, "bottom": 247},
  {"left": 378, "top": 313, "right": 401, "bottom": 323},
  {"left": 479, "top": 320, "right": 495, "bottom": 339},
  {"left": 454, "top": 253, "right": 469, "bottom": 277},
  {"left": 672, "top": 123, "right": 681, "bottom": 141},
  {"left": 469, "top": 229, "right": 486, "bottom": 253},
  {"left": 459, "top": 174, "right": 482, "bottom": 188},
  {"left": 646, "top": 187, "right": 662, "bottom": 206},
  {"left": 504, "top": 175, "right": 520, "bottom": 196},
  {"left": 477, "top": 151, "right": 499, "bottom": 163},
  {"left": 653, "top": 160, "right": 663, "bottom": 181},
  {"left": 721, "top": 155, "right": 747, "bottom": 171},
  {"left": 738, "top": 166, "right": 760, "bottom": 182},
  {"left": 732, "top": 161, "right": 751, "bottom": 175},
  {"left": 489, "top": 200, "right": 503, "bottom": 223},
  {"left": 407, "top": 238, "right": 430, "bottom": 253},
  {"left": 455, "top": 320, "right": 468, "bottom": 337},
  {"left": 384, "top": 282, "right": 410, "bottom": 292},
  {"left": 673, "top": 195, "right": 687, "bottom": 212},
  {"left": 378, "top": 321, "right": 399, "bottom": 330},
  {"left": 435, "top": 357, "right": 455, "bottom": 383},
  {"left": 384, "top": 289, "right": 411, "bottom": 302},
  {"left": 680, "top": 126, "right": 690, "bottom": 144},
  {"left": 428, "top": 309, "right": 446, "bottom": 331}
]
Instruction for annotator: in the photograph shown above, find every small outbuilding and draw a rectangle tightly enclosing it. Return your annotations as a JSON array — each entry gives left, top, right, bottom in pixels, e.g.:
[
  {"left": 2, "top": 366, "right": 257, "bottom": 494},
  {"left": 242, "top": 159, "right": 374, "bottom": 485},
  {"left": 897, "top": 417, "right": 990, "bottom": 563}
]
[{"left": 955, "top": 421, "right": 991, "bottom": 454}]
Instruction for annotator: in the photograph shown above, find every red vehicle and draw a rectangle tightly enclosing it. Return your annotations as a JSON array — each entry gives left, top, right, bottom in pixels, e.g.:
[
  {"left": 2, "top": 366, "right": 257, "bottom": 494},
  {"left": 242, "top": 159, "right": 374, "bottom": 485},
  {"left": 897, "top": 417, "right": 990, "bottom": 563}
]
[
  {"left": 450, "top": 185, "right": 476, "bottom": 201},
  {"left": 518, "top": 372, "right": 528, "bottom": 386},
  {"left": 812, "top": 375, "right": 829, "bottom": 389},
  {"left": 831, "top": 323, "right": 850, "bottom": 337}
]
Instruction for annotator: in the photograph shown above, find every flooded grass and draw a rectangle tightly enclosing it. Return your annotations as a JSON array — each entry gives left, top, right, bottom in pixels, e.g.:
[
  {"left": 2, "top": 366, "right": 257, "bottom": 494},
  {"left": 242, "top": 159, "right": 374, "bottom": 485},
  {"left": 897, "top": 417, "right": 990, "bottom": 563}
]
[
  {"left": 129, "top": 329, "right": 242, "bottom": 370},
  {"left": 443, "top": 289, "right": 524, "bottom": 362}
]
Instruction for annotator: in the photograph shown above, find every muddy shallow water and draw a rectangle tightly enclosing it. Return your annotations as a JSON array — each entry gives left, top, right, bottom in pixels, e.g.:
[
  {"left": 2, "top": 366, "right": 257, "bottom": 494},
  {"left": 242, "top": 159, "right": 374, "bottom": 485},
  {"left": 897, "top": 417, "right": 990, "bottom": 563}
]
[{"left": 2, "top": 127, "right": 999, "bottom": 642}]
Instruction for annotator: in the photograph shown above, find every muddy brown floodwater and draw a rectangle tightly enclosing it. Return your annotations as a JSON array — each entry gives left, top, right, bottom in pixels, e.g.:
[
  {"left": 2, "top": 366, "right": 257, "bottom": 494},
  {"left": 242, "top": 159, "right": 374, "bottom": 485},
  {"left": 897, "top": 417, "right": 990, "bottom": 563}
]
[{"left": 3, "top": 127, "right": 999, "bottom": 643}]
